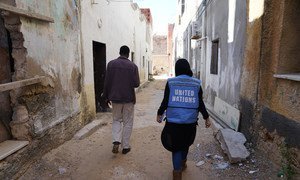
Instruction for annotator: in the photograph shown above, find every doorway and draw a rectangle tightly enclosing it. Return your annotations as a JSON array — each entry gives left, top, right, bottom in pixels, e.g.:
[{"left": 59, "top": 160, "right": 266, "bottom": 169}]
[
  {"left": 0, "top": 17, "right": 13, "bottom": 143},
  {"left": 93, "top": 41, "right": 108, "bottom": 112}
]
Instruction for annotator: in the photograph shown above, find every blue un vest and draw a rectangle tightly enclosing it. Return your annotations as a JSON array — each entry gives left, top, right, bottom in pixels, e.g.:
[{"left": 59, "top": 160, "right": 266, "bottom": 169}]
[{"left": 167, "top": 75, "right": 201, "bottom": 124}]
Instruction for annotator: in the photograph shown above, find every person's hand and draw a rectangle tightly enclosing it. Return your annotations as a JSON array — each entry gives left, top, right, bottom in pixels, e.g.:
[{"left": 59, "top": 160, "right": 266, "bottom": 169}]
[
  {"left": 205, "top": 118, "right": 211, "bottom": 128},
  {"left": 106, "top": 100, "right": 112, "bottom": 107},
  {"left": 157, "top": 115, "right": 162, "bottom": 123}
]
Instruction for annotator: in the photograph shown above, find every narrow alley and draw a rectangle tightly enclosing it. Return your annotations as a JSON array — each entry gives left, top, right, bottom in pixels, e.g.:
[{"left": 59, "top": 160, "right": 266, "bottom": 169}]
[
  {"left": 19, "top": 80, "right": 278, "bottom": 180},
  {"left": 0, "top": 0, "right": 299, "bottom": 179}
]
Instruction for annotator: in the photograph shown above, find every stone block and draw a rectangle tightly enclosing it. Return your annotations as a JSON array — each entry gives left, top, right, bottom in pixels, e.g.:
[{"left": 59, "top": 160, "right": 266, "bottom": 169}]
[
  {"left": 10, "top": 105, "right": 31, "bottom": 140},
  {"left": 216, "top": 128, "right": 250, "bottom": 163},
  {"left": 12, "top": 105, "right": 28, "bottom": 123},
  {"left": 0, "top": 140, "right": 29, "bottom": 161}
]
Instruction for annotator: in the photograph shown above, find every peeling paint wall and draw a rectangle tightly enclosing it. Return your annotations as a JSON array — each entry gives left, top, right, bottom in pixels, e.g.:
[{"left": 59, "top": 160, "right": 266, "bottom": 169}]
[
  {"left": 0, "top": 16, "right": 12, "bottom": 142},
  {"left": 11, "top": 0, "right": 82, "bottom": 134},
  {"left": 241, "top": 0, "right": 300, "bottom": 173},
  {"left": 174, "top": 0, "right": 247, "bottom": 128},
  {"left": 0, "top": 0, "right": 86, "bottom": 178},
  {"left": 204, "top": 0, "right": 247, "bottom": 108},
  {"left": 258, "top": 0, "right": 300, "bottom": 172}
]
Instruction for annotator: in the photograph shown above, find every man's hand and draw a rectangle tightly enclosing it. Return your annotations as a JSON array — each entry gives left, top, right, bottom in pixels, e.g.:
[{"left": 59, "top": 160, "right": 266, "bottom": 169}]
[
  {"left": 205, "top": 118, "right": 211, "bottom": 128},
  {"left": 106, "top": 100, "right": 112, "bottom": 107},
  {"left": 101, "top": 93, "right": 111, "bottom": 107},
  {"left": 156, "top": 115, "right": 162, "bottom": 123}
]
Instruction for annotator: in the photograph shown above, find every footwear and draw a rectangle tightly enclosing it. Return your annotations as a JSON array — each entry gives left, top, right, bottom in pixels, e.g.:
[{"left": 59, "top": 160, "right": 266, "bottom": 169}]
[
  {"left": 173, "top": 170, "right": 182, "bottom": 180},
  {"left": 112, "top": 142, "right": 120, "bottom": 154},
  {"left": 181, "top": 159, "right": 187, "bottom": 171},
  {"left": 122, "top": 148, "right": 131, "bottom": 154}
]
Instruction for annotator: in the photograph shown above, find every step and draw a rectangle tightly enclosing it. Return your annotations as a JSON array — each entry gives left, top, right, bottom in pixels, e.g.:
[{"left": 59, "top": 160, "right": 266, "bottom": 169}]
[
  {"left": 0, "top": 140, "right": 29, "bottom": 161},
  {"left": 73, "top": 120, "right": 107, "bottom": 140}
]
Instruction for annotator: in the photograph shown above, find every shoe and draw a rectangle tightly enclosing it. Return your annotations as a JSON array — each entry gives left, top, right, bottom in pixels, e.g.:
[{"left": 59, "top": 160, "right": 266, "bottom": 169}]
[
  {"left": 173, "top": 170, "right": 182, "bottom": 180},
  {"left": 112, "top": 142, "right": 120, "bottom": 154},
  {"left": 122, "top": 148, "right": 131, "bottom": 154},
  {"left": 181, "top": 159, "right": 187, "bottom": 171}
]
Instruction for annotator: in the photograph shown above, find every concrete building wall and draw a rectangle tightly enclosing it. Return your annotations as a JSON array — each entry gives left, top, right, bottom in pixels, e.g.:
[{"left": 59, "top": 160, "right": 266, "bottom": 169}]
[
  {"left": 204, "top": 0, "right": 247, "bottom": 107},
  {"left": 168, "top": 24, "right": 175, "bottom": 76},
  {"left": 153, "top": 35, "right": 167, "bottom": 55},
  {"left": 80, "top": 1, "right": 151, "bottom": 113},
  {"left": 12, "top": 0, "right": 82, "bottom": 134},
  {"left": 0, "top": 0, "right": 85, "bottom": 178},
  {"left": 174, "top": 0, "right": 201, "bottom": 60},
  {"left": 174, "top": 0, "right": 247, "bottom": 130},
  {"left": 174, "top": 0, "right": 300, "bottom": 175},
  {"left": 241, "top": 0, "right": 300, "bottom": 174},
  {"left": 152, "top": 55, "right": 169, "bottom": 75},
  {"left": 152, "top": 35, "right": 169, "bottom": 75}
]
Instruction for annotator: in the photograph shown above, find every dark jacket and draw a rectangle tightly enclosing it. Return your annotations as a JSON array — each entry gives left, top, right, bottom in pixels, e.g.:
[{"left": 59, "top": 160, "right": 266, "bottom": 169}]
[{"left": 103, "top": 56, "right": 140, "bottom": 104}]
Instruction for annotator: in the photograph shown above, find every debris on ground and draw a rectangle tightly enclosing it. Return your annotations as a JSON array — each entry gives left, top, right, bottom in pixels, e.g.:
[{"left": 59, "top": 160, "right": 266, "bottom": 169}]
[
  {"left": 249, "top": 169, "right": 259, "bottom": 174},
  {"left": 216, "top": 128, "right": 250, "bottom": 163},
  {"left": 58, "top": 167, "right": 66, "bottom": 175},
  {"left": 214, "top": 162, "right": 229, "bottom": 170},
  {"left": 213, "top": 155, "right": 224, "bottom": 160},
  {"left": 196, "top": 160, "right": 205, "bottom": 167},
  {"left": 205, "top": 153, "right": 212, "bottom": 158}
]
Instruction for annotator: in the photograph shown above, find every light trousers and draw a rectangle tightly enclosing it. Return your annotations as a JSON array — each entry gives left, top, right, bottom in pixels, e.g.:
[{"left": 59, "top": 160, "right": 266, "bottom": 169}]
[{"left": 112, "top": 102, "right": 134, "bottom": 149}]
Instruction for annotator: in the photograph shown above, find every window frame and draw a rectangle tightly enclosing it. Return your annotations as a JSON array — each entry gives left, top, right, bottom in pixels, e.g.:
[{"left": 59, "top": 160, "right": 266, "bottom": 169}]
[{"left": 210, "top": 38, "right": 219, "bottom": 75}]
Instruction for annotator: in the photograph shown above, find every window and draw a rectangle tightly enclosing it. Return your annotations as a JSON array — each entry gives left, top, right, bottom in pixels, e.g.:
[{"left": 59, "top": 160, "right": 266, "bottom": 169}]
[
  {"left": 210, "top": 39, "right": 219, "bottom": 74},
  {"left": 142, "top": 56, "right": 145, "bottom": 67},
  {"left": 273, "top": 0, "right": 300, "bottom": 81}
]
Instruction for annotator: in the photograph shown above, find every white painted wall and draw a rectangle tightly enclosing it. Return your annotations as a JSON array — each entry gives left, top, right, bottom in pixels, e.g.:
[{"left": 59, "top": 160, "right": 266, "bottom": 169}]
[
  {"left": 174, "top": 0, "right": 203, "bottom": 59},
  {"left": 81, "top": 0, "right": 151, "bottom": 113},
  {"left": 173, "top": 0, "right": 247, "bottom": 123}
]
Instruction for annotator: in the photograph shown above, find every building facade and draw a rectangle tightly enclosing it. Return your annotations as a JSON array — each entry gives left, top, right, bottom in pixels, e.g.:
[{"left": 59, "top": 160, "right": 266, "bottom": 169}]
[
  {"left": 0, "top": 0, "right": 152, "bottom": 178},
  {"left": 80, "top": 1, "right": 152, "bottom": 112},
  {"left": 152, "top": 35, "right": 168, "bottom": 75},
  {"left": 173, "top": 0, "right": 299, "bottom": 174}
]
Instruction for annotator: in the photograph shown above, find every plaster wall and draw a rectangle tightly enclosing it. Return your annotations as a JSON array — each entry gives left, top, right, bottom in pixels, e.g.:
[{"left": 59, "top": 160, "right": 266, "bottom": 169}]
[
  {"left": 14, "top": 0, "right": 82, "bottom": 134},
  {"left": 258, "top": 0, "right": 300, "bottom": 149},
  {"left": 80, "top": 1, "right": 151, "bottom": 113},
  {"left": 174, "top": 0, "right": 201, "bottom": 59},
  {"left": 241, "top": 0, "right": 300, "bottom": 173},
  {"left": 174, "top": 0, "right": 247, "bottom": 110},
  {"left": 204, "top": 0, "right": 246, "bottom": 109},
  {"left": 152, "top": 55, "right": 169, "bottom": 75}
]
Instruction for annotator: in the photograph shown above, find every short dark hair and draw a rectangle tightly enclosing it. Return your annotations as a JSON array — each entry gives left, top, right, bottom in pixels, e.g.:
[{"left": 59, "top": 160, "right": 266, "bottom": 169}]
[{"left": 119, "top": 45, "right": 130, "bottom": 56}]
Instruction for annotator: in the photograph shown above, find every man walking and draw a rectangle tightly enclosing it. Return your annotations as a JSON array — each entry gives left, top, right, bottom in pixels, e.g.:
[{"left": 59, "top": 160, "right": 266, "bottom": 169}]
[{"left": 103, "top": 45, "right": 140, "bottom": 154}]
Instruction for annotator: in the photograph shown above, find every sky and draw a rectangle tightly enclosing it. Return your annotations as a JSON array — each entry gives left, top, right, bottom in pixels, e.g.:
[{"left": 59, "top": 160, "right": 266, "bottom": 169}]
[{"left": 134, "top": 0, "right": 177, "bottom": 35}]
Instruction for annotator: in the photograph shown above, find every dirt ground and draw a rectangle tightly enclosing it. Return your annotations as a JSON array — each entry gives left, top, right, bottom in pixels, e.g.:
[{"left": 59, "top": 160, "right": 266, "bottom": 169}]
[{"left": 19, "top": 80, "right": 280, "bottom": 180}]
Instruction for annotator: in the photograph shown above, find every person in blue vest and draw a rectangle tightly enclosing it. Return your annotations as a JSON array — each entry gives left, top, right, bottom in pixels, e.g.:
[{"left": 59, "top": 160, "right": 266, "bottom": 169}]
[{"left": 157, "top": 59, "right": 211, "bottom": 180}]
